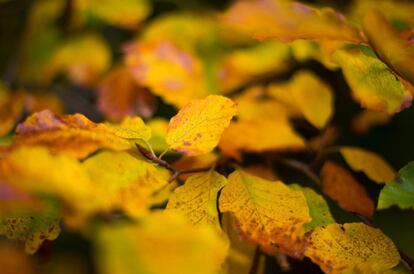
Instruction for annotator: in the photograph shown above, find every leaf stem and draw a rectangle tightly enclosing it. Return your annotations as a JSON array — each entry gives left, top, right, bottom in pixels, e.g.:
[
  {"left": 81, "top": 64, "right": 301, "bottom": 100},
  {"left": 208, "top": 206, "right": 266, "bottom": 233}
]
[
  {"left": 280, "top": 158, "right": 321, "bottom": 185},
  {"left": 136, "top": 144, "right": 211, "bottom": 183}
]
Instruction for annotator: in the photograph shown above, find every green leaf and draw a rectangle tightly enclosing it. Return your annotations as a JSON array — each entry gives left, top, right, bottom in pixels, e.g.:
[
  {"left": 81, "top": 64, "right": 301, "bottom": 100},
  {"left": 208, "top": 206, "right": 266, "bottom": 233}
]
[
  {"left": 290, "top": 184, "right": 335, "bottom": 232},
  {"left": 378, "top": 162, "right": 414, "bottom": 210}
]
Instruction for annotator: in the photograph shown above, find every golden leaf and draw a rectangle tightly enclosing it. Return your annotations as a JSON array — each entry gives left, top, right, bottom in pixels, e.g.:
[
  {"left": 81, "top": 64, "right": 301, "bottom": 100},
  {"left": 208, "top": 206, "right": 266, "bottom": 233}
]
[
  {"left": 167, "top": 170, "right": 226, "bottom": 229},
  {"left": 219, "top": 119, "right": 305, "bottom": 159},
  {"left": 321, "top": 161, "right": 375, "bottom": 218},
  {"left": 96, "top": 211, "right": 228, "bottom": 274},
  {"left": 147, "top": 118, "right": 169, "bottom": 153},
  {"left": 305, "top": 223, "right": 400, "bottom": 273},
  {"left": 125, "top": 40, "right": 210, "bottom": 107},
  {"left": 166, "top": 95, "right": 237, "bottom": 156},
  {"left": 340, "top": 147, "right": 396, "bottom": 183},
  {"left": 220, "top": 0, "right": 364, "bottom": 43},
  {"left": 268, "top": 71, "right": 334, "bottom": 128},
  {"left": 12, "top": 110, "right": 151, "bottom": 159},
  {"left": 219, "top": 169, "right": 310, "bottom": 256}
]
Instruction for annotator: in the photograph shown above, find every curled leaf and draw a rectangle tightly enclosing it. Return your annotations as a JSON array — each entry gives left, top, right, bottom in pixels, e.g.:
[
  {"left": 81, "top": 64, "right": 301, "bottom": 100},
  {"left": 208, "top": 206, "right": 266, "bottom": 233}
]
[{"left": 12, "top": 110, "right": 151, "bottom": 159}]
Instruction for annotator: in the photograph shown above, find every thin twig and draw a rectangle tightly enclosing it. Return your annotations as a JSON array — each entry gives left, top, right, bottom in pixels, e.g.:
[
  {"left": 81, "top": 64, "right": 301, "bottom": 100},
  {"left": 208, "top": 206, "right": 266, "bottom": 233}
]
[
  {"left": 280, "top": 158, "right": 321, "bottom": 185},
  {"left": 136, "top": 144, "right": 212, "bottom": 183}
]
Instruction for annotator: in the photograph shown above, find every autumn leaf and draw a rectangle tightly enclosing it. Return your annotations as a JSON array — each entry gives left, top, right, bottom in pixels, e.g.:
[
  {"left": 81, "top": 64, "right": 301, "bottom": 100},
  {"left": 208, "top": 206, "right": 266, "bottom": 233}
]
[
  {"left": 290, "top": 184, "right": 335, "bottom": 232},
  {"left": 340, "top": 146, "right": 396, "bottom": 183},
  {"left": 96, "top": 211, "right": 228, "bottom": 274},
  {"left": 167, "top": 170, "right": 227, "bottom": 229},
  {"left": 268, "top": 70, "right": 334, "bottom": 128},
  {"left": 332, "top": 45, "right": 412, "bottom": 114},
  {"left": 125, "top": 40, "right": 210, "bottom": 107},
  {"left": 12, "top": 110, "right": 151, "bottom": 159},
  {"left": 219, "top": 119, "right": 305, "bottom": 159},
  {"left": 166, "top": 95, "right": 237, "bottom": 156},
  {"left": 98, "top": 66, "right": 157, "bottom": 122},
  {"left": 305, "top": 223, "right": 400, "bottom": 273},
  {"left": 378, "top": 161, "right": 414, "bottom": 210},
  {"left": 320, "top": 161, "right": 375, "bottom": 218},
  {"left": 0, "top": 242, "right": 36, "bottom": 274},
  {"left": 44, "top": 34, "right": 111, "bottom": 86},
  {"left": 171, "top": 152, "right": 218, "bottom": 180},
  {"left": 220, "top": 0, "right": 364, "bottom": 43},
  {"left": 74, "top": 0, "right": 151, "bottom": 29},
  {"left": 218, "top": 41, "right": 291, "bottom": 93},
  {"left": 147, "top": 118, "right": 169, "bottom": 153},
  {"left": 362, "top": 9, "right": 414, "bottom": 87},
  {"left": 219, "top": 169, "right": 310, "bottom": 256}
]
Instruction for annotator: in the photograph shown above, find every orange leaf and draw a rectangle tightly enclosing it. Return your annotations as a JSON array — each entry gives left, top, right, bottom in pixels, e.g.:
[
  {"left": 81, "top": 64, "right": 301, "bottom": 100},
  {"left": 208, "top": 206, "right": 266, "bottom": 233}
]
[{"left": 321, "top": 161, "right": 375, "bottom": 218}]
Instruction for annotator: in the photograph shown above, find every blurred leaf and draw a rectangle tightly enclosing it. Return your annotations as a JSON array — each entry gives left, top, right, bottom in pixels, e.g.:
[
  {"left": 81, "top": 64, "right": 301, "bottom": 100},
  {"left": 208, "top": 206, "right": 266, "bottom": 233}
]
[
  {"left": 332, "top": 45, "right": 412, "bottom": 114},
  {"left": 172, "top": 152, "right": 218, "bottom": 180},
  {"left": 268, "top": 71, "right": 334, "bottom": 128},
  {"left": 362, "top": 9, "right": 414, "bottom": 87},
  {"left": 166, "top": 95, "right": 237, "bottom": 156},
  {"left": 340, "top": 146, "right": 396, "bottom": 184},
  {"left": 219, "top": 169, "right": 310, "bottom": 256},
  {"left": 125, "top": 40, "right": 210, "bottom": 107},
  {"left": 0, "top": 85, "right": 25, "bottom": 137},
  {"left": 321, "top": 161, "right": 375, "bottom": 218},
  {"left": 44, "top": 34, "right": 111, "bottom": 86},
  {"left": 378, "top": 161, "right": 414, "bottom": 210},
  {"left": 12, "top": 110, "right": 150, "bottom": 159},
  {"left": 305, "top": 223, "right": 400, "bottom": 273},
  {"left": 0, "top": 242, "right": 36, "bottom": 274},
  {"left": 351, "top": 110, "right": 392, "bottom": 134},
  {"left": 96, "top": 211, "right": 228, "bottom": 274},
  {"left": 98, "top": 66, "right": 157, "bottom": 122},
  {"left": 290, "top": 184, "right": 335, "bottom": 233},
  {"left": 220, "top": 0, "right": 364, "bottom": 43},
  {"left": 74, "top": 0, "right": 151, "bottom": 29},
  {"left": 167, "top": 170, "right": 227, "bottom": 229}
]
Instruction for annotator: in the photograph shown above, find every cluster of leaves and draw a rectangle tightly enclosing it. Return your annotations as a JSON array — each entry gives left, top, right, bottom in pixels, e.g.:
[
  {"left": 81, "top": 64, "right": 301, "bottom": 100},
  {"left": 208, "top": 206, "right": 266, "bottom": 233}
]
[{"left": 1, "top": 0, "right": 414, "bottom": 273}]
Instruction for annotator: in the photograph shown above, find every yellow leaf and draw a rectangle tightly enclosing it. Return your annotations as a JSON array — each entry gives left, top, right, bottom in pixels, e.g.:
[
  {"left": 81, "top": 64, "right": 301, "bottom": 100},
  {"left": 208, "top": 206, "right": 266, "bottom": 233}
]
[
  {"left": 332, "top": 46, "right": 412, "bottom": 114},
  {"left": 218, "top": 41, "right": 291, "bottom": 93},
  {"left": 166, "top": 95, "right": 237, "bottom": 156},
  {"left": 172, "top": 152, "right": 218, "bottom": 180},
  {"left": 83, "top": 150, "right": 169, "bottom": 217},
  {"left": 125, "top": 40, "right": 210, "bottom": 107},
  {"left": 74, "top": 0, "right": 151, "bottom": 29},
  {"left": 305, "top": 223, "right": 400, "bottom": 273},
  {"left": 12, "top": 110, "right": 151, "bottom": 159},
  {"left": 320, "top": 161, "right": 375, "bottom": 218},
  {"left": 268, "top": 71, "right": 334, "bottom": 128},
  {"left": 167, "top": 170, "right": 227, "bottom": 229},
  {"left": 44, "top": 34, "right": 111, "bottom": 86},
  {"left": 96, "top": 211, "right": 228, "bottom": 274},
  {"left": 220, "top": 0, "right": 364, "bottom": 43},
  {"left": 340, "top": 147, "right": 396, "bottom": 183},
  {"left": 219, "top": 119, "right": 305, "bottom": 159},
  {"left": 362, "top": 9, "right": 414, "bottom": 87},
  {"left": 219, "top": 169, "right": 310, "bottom": 256}
]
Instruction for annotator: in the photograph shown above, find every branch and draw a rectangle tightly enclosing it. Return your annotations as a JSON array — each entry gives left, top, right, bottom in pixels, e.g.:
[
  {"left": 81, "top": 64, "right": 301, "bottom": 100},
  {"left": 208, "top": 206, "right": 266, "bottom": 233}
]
[
  {"left": 136, "top": 144, "right": 211, "bottom": 183},
  {"left": 279, "top": 158, "right": 321, "bottom": 185}
]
